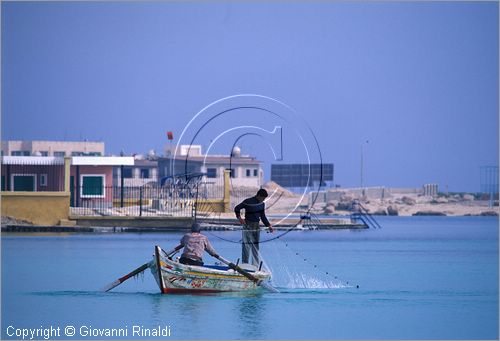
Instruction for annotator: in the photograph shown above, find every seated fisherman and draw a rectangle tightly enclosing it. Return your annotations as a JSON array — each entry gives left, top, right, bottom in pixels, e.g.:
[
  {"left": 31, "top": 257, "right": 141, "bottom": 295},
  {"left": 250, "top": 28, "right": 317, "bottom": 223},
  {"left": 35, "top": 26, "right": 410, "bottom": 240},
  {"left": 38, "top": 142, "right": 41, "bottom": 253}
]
[{"left": 168, "top": 222, "right": 219, "bottom": 266}]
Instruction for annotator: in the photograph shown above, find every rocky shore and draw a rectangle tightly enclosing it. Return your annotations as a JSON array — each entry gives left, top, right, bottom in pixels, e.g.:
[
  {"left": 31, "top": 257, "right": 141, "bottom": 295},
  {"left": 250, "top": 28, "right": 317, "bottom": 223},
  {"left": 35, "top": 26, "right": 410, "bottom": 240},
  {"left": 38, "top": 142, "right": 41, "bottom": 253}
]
[
  {"left": 318, "top": 193, "right": 498, "bottom": 217},
  {"left": 263, "top": 186, "right": 499, "bottom": 217}
]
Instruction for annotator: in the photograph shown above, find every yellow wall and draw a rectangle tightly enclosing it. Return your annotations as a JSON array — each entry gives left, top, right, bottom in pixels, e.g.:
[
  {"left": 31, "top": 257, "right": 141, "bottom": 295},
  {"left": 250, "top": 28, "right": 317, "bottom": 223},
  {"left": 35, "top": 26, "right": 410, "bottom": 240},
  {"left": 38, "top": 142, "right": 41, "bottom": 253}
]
[
  {"left": 196, "top": 170, "right": 231, "bottom": 213},
  {"left": 223, "top": 169, "right": 230, "bottom": 213},
  {"left": 195, "top": 199, "right": 226, "bottom": 213},
  {"left": 1, "top": 192, "right": 70, "bottom": 226}
]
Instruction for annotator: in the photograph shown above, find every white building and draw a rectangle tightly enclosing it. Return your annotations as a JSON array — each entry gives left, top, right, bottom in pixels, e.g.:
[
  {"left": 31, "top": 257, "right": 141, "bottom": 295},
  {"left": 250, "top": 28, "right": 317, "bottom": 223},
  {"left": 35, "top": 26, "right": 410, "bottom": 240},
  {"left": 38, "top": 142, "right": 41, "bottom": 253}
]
[
  {"left": 1, "top": 140, "right": 105, "bottom": 157},
  {"left": 159, "top": 145, "right": 263, "bottom": 188},
  {"left": 113, "top": 157, "right": 159, "bottom": 187}
]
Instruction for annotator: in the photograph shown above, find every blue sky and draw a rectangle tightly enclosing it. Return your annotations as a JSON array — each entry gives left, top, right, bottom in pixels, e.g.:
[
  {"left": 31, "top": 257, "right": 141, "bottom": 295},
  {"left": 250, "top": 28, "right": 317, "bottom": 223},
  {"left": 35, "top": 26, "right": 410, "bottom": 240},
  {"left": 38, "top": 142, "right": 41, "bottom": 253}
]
[{"left": 2, "top": 2, "right": 498, "bottom": 192}]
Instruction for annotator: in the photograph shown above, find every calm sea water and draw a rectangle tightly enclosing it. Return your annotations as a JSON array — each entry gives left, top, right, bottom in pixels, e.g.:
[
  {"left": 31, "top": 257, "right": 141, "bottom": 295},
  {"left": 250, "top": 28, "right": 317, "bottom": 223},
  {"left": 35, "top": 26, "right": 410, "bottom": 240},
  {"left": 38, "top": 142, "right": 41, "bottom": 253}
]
[{"left": 2, "top": 216, "right": 498, "bottom": 340}]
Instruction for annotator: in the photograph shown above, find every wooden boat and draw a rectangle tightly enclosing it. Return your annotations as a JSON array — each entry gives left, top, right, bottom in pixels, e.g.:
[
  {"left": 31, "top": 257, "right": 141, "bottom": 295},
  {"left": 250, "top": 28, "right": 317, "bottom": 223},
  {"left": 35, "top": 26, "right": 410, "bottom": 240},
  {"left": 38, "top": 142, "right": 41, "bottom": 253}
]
[{"left": 150, "top": 246, "right": 272, "bottom": 294}]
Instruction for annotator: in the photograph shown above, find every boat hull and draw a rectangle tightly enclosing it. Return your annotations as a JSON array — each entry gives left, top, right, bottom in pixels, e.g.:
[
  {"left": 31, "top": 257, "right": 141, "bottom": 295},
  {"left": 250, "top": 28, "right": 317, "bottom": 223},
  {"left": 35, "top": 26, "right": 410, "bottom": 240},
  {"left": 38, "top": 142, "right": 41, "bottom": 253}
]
[{"left": 151, "top": 246, "right": 271, "bottom": 294}]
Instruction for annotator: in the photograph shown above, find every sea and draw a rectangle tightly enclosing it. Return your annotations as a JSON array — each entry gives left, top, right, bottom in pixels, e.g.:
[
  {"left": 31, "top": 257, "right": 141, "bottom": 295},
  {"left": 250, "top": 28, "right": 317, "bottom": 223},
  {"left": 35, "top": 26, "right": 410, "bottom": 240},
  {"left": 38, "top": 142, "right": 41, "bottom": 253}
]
[{"left": 1, "top": 216, "right": 498, "bottom": 340}]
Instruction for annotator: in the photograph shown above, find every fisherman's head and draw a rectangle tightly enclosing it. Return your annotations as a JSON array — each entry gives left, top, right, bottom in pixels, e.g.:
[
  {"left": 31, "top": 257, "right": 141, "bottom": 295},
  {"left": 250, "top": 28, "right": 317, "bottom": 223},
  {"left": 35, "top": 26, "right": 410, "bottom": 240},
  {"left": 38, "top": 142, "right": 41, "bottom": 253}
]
[
  {"left": 255, "top": 188, "right": 268, "bottom": 203},
  {"left": 191, "top": 222, "right": 201, "bottom": 233}
]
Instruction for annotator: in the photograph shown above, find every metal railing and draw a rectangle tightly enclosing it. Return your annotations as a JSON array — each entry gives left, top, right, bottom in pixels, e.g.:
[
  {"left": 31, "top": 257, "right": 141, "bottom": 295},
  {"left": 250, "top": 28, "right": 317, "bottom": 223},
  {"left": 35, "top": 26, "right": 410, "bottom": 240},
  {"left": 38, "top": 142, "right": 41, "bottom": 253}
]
[
  {"left": 70, "top": 185, "right": 195, "bottom": 217},
  {"left": 70, "top": 177, "right": 227, "bottom": 217}
]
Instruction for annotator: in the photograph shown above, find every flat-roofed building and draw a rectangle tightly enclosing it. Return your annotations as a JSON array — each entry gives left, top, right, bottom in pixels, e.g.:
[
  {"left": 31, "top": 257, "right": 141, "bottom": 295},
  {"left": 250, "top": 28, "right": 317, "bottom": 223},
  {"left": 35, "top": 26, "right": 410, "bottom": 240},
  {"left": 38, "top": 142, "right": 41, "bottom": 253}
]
[
  {"left": 1, "top": 140, "right": 105, "bottom": 157},
  {"left": 159, "top": 145, "right": 263, "bottom": 188},
  {"left": 1, "top": 156, "right": 133, "bottom": 208}
]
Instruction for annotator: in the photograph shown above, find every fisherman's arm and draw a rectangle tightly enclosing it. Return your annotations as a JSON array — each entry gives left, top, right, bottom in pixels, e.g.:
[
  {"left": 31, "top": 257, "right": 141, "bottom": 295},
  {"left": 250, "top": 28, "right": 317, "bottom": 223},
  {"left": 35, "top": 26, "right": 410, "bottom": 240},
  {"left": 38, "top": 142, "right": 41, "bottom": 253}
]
[
  {"left": 164, "top": 244, "right": 183, "bottom": 258},
  {"left": 204, "top": 239, "right": 219, "bottom": 258},
  {"left": 260, "top": 208, "right": 273, "bottom": 233},
  {"left": 167, "top": 235, "right": 187, "bottom": 255},
  {"left": 234, "top": 201, "right": 246, "bottom": 225}
]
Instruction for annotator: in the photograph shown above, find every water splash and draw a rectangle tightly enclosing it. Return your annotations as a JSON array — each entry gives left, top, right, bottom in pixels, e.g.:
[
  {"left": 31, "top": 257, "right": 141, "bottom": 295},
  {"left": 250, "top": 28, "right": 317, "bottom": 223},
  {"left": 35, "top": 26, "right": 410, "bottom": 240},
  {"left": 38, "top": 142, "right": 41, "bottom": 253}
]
[
  {"left": 264, "top": 259, "right": 351, "bottom": 290},
  {"left": 284, "top": 272, "right": 350, "bottom": 289},
  {"left": 263, "top": 241, "right": 355, "bottom": 290},
  {"left": 279, "top": 265, "right": 350, "bottom": 289}
]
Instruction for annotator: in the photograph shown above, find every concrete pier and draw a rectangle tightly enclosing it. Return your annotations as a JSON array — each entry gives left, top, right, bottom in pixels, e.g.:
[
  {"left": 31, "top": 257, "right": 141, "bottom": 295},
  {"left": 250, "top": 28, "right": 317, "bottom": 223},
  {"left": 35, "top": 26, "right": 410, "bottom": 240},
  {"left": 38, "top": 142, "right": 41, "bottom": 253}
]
[{"left": 2, "top": 215, "right": 366, "bottom": 232}]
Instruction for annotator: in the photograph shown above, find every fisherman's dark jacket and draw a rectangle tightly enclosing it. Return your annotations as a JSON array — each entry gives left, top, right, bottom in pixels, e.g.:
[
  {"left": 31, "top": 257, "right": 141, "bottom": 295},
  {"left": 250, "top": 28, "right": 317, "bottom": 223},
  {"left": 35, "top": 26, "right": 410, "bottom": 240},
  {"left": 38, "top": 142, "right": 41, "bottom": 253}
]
[{"left": 234, "top": 196, "right": 271, "bottom": 227}]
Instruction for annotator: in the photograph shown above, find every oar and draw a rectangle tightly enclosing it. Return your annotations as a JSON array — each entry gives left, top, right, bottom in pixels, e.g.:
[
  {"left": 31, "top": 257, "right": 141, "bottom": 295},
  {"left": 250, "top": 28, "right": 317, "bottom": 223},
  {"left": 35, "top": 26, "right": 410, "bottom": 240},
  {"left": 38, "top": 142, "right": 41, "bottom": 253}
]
[
  {"left": 162, "top": 247, "right": 180, "bottom": 259},
  {"left": 101, "top": 261, "right": 153, "bottom": 292},
  {"left": 215, "top": 255, "right": 279, "bottom": 293}
]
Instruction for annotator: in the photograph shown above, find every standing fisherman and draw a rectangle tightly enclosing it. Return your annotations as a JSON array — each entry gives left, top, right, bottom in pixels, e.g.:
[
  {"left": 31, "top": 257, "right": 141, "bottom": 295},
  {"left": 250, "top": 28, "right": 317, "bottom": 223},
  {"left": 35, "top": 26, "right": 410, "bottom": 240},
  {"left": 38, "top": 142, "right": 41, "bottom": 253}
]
[{"left": 234, "top": 189, "right": 274, "bottom": 266}]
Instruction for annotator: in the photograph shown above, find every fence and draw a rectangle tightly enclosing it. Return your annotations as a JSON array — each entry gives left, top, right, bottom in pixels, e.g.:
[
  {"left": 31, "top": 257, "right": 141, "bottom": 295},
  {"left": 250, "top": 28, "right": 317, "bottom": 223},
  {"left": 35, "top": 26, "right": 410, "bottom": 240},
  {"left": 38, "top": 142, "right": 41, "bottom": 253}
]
[
  {"left": 230, "top": 186, "right": 260, "bottom": 208},
  {"left": 69, "top": 175, "right": 228, "bottom": 217},
  {"left": 70, "top": 185, "right": 196, "bottom": 217}
]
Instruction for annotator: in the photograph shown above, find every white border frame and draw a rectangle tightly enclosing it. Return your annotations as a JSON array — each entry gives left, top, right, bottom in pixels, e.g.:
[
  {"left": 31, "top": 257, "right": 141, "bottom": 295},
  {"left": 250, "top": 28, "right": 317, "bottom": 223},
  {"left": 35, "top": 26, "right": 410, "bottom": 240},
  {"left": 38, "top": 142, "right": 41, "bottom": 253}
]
[{"left": 80, "top": 174, "right": 106, "bottom": 198}]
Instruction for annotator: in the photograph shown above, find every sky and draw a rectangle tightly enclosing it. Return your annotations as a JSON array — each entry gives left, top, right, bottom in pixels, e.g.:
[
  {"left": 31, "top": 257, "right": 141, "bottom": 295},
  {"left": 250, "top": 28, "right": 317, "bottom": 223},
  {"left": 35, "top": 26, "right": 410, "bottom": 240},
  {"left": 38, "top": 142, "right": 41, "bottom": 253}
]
[{"left": 1, "top": 1, "right": 498, "bottom": 192}]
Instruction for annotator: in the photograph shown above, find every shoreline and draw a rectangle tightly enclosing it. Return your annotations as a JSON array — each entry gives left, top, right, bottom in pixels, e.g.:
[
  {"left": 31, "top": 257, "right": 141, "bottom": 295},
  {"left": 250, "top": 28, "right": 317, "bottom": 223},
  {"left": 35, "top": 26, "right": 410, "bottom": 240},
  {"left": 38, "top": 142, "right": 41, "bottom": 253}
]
[
  {"left": 1, "top": 214, "right": 497, "bottom": 234},
  {"left": 266, "top": 195, "right": 499, "bottom": 217}
]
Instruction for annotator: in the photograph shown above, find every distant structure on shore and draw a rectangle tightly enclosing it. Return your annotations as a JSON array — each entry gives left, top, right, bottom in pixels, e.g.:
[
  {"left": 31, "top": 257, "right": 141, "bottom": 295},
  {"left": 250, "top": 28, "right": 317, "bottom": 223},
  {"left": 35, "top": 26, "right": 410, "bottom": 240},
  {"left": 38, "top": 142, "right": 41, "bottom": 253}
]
[
  {"left": 423, "top": 183, "right": 438, "bottom": 197},
  {"left": 271, "top": 163, "right": 334, "bottom": 192},
  {"left": 1, "top": 140, "right": 104, "bottom": 157},
  {"left": 480, "top": 166, "right": 499, "bottom": 207},
  {"left": 159, "top": 144, "right": 263, "bottom": 188}
]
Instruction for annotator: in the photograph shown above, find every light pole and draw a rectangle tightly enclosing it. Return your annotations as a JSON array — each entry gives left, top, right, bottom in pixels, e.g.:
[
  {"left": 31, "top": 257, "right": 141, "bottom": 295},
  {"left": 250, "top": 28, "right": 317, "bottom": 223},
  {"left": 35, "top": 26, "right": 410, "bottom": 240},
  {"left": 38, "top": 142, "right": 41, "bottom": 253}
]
[
  {"left": 360, "top": 140, "right": 369, "bottom": 196},
  {"left": 167, "top": 131, "right": 174, "bottom": 177}
]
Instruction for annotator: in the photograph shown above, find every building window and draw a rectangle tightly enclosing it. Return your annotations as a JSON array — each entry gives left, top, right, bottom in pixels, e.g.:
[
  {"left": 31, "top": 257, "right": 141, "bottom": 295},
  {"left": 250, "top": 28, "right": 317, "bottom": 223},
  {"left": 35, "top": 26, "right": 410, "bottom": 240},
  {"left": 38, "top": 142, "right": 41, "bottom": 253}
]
[
  {"left": 122, "top": 168, "right": 133, "bottom": 178},
  {"left": 1, "top": 175, "right": 5, "bottom": 191},
  {"left": 72, "top": 151, "right": 100, "bottom": 156},
  {"left": 40, "top": 174, "right": 48, "bottom": 186},
  {"left": 81, "top": 175, "right": 105, "bottom": 198},
  {"left": 11, "top": 151, "right": 30, "bottom": 156},
  {"left": 253, "top": 169, "right": 258, "bottom": 177},
  {"left": 206, "top": 168, "right": 217, "bottom": 178},
  {"left": 11, "top": 174, "right": 36, "bottom": 191},
  {"left": 54, "top": 151, "right": 65, "bottom": 157},
  {"left": 246, "top": 169, "right": 251, "bottom": 177},
  {"left": 227, "top": 168, "right": 236, "bottom": 178},
  {"left": 39, "top": 151, "right": 49, "bottom": 156},
  {"left": 140, "top": 168, "right": 150, "bottom": 179}
]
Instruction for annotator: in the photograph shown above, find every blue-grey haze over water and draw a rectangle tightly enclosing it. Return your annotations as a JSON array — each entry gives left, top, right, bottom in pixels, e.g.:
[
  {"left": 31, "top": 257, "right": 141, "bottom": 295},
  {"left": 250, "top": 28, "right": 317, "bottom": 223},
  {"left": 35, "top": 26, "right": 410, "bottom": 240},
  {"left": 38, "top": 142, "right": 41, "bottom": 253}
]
[{"left": 2, "top": 216, "right": 498, "bottom": 340}]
